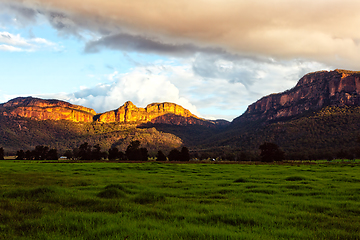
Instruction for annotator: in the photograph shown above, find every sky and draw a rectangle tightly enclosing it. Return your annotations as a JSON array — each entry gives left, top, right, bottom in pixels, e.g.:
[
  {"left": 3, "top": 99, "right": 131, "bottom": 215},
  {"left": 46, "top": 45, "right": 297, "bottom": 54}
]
[{"left": 0, "top": 0, "right": 359, "bottom": 121}]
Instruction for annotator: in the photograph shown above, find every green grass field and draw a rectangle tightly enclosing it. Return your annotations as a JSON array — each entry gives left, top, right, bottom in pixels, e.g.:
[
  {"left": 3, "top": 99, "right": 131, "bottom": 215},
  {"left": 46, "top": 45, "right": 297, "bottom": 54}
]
[{"left": 0, "top": 161, "right": 359, "bottom": 239}]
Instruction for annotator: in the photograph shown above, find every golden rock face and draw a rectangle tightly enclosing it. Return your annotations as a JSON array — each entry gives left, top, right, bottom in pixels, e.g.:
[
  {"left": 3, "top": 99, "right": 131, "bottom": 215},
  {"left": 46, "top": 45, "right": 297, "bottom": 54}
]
[
  {"left": 9, "top": 107, "right": 95, "bottom": 122},
  {"left": 97, "top": 101, "right": 201, "bottom": 124},
  {"left": 1, "top": 97, "right": 228, "bottom": 127},
  {"left": 2, "top": 97, "right": 96, "bottom": 122}
]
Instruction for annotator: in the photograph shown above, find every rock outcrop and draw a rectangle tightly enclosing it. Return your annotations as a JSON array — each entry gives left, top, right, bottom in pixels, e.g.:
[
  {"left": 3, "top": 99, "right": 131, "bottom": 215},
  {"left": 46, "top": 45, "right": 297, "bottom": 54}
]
[
  {"left": 95, "top": 101, "right": 225, "bottom": 127},
  {"left": 233, "top": 69, "right": 360, "bottom": 123},
  {"left": 0, "top": 97, "right": 229, "bottom": 127},
  {"left": 1, "top": 97, "right": 96, "bottom": 122},
  {"left": 96, "top": 101, "right": 198, "bottom": 123}
]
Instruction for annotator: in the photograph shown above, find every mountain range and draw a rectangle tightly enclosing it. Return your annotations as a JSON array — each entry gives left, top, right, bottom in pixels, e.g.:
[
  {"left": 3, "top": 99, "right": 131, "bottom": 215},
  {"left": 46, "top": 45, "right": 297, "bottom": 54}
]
[{"left": 1, "top": 69, "right": 360, "bottom": 159}]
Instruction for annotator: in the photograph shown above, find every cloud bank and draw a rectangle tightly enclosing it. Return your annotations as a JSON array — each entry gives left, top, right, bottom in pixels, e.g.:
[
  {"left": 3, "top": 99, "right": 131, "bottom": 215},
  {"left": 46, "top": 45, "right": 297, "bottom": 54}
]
[
  {"left": 1, "top": 0, "right": 360, "bottom": 68},
  {"left": 31, "top": 57, "right": 327, "bottom": 121},
  {"left": 0, "top": 0, "right": 354, "bottom": 120}
]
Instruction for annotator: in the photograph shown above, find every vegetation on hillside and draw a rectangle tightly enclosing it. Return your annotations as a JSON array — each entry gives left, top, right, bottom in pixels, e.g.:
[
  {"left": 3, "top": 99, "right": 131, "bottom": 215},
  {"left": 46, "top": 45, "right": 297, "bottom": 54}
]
[
  {"left": 2, "top": 105, "right": 360, "bottom": 160},
  {"left": 198, "top": 106, "right": 360, "bottom": 160},
  {"left": 0, "top": 116, "right": 183, "bottom": 155}
]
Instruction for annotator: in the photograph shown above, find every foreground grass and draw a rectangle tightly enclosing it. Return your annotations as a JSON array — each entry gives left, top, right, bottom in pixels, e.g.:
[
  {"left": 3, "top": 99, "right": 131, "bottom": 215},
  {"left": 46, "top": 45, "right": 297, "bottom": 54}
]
[{"left": 0, "top": 161, "right": 359, "bottom": 239}]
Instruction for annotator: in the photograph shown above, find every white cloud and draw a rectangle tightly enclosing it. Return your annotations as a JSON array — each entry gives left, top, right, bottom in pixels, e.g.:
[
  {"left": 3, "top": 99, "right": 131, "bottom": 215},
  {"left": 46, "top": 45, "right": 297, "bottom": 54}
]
[
  {"left": 0, "top": 31, "right": 61, "bottom": 52},
  {"left": 31, "top": 57, "right": 327, "bottom": 121},
  {"left": 0, "top": 56, "right": 330, "bottom": 121},
  {"left": 61, "top": 67, "right": 200, "bottom": 117},
  {"left": 0, "top": 44, "right": 22, "bottom": 52}
]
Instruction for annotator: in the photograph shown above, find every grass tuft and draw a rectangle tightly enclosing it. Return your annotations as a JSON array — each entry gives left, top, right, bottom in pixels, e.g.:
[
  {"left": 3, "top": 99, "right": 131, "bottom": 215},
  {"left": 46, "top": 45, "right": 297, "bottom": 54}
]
[
  {"left": 234, "top": 178, "right": 247, "bottom": 183},
  {"left": 285, "top": 176, "right": 306, "bottom": 181},
  {"left": 3, "top": 187, "right": 55, "bottom": 199},
  {"left": 133, "top": 191, "right": 166, "bottom": 204},
  {"left": 97, "top": 188, "right": 126, "bottom": 199}
]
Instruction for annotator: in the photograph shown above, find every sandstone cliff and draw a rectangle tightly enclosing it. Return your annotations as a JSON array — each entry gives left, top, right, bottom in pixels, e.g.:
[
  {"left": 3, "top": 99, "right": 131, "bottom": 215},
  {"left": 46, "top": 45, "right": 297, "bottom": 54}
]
[
  {"left": 1, "top": 97, "right": 96, "bottom": 122},
  {"left": 0, "top": 97, "right": 229, "bottom": 127},
  {"left": 233, "top": 69, "right": 360, "bottom": 124},
  {"left": 95, "top": 101, "right": 224, "bottom": 127}
]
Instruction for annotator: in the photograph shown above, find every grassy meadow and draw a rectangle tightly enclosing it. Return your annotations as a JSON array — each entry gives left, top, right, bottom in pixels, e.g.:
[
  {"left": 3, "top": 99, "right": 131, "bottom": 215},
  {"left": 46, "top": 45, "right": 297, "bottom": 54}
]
[{"left": 0, "top": 160, "right": 359, "bottom": 239}]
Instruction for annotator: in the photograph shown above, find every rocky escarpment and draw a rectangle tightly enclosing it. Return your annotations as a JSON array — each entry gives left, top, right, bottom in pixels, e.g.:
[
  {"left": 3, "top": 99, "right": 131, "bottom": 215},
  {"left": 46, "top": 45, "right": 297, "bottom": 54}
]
[
  {"left": 0, "top": 97, "right": 229, "bottom": 127},
  {"left": 0, "top": 97, "right": 96, "bottom": 122},
  {"left": 95, "top": 101, "right": 226, "bottom": 127},
  {"left": 233, "top": 69, "right": 360, "bottom": 124}
]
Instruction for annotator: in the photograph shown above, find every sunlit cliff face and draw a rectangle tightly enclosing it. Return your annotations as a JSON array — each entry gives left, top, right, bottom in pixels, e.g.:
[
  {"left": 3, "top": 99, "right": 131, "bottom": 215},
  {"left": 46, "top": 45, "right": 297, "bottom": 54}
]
[
  {"left": 7, "top": 106, "right": 95, "bottom": 122},
  {"left": 97, "top": 101, "right": 198, "bottom": 123},
  {"left": 234, "top": 69, "right": 360, "bottom": 123},
  {"left": 1, "top": 97, "right": 96, "bottom": 122},
  {"left": 1, "top": 97, "right": 227, "bottom": 127}
]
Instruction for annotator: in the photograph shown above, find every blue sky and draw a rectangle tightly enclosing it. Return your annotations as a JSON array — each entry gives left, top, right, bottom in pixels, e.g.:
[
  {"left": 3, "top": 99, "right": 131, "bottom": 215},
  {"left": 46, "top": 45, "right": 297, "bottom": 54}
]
[{"left": 2, "top": 0, "right": 359, "bottom": 121}]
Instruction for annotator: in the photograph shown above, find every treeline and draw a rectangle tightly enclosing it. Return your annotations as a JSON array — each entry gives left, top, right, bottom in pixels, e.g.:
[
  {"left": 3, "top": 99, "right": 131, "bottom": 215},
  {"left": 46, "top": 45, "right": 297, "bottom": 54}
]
[
  {"left": 16, "top": 146, "right": 58, "bottom": 160},
  {"left": 0, "top": 147, "right": 4, "bottom": 160},
  {"left": 192, "top": 141, "right": 360, "bottom": 162},
  {"left": 4, "top": 140, "right": 360, "bottom": 162},
  {"left": 6, "top": 140, "right": 191, "bottom": 161}
]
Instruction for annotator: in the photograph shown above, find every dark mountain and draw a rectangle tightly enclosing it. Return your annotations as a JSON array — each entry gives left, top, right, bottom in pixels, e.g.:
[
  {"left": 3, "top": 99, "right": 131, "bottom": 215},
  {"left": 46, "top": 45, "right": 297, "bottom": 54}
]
[
  {"left": 198, "top": 70, "right": 360, "bottom": 159},
  {"left": 233, "top": 69, "right": 360, "bottom": 124}
]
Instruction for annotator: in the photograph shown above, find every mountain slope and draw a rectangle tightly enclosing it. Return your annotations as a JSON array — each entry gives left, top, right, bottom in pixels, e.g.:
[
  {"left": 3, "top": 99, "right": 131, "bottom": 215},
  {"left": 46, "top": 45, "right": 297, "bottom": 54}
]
[
  {"left": 199, "top": 105, "right": 360, "bottom": 159},
  {"left": 0, "top": 114, "right": 184, "bottom": 154},
  {"left": 233, "top": 69, "right": 360, "bottom": 124},
  {"left": 0, "top": 97, "right": 228, "bottom": 154},
  {"left": 200, "top": 70, "right": 360, "bottom": 159}
]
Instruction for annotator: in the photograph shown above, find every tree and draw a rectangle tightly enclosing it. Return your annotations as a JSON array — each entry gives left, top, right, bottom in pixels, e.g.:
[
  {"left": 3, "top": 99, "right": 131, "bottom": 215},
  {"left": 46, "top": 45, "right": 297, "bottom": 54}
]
[
  {"left": 78, "top": 142, "right": 92, "bottom": 160},
  {"left": 118, "top": 151, "right": 126, "bottom": 160},
  {"left": 92, "top": 144, "right": 102, "bottom": 160},
  {"left": 16, "top": 150, "right": 25, "bottom": 160},
  {"left": 0, "top": 147, "right": 4, "bottom": 160},
  {"left": 72, "top": 148, "right": 80, "bottom": 160},
  {"left": 180, "top": 147, "right": 190, "bottom": 161},
  {"left": 140, "top": 148, "right": 148, "bottom": 161},
  {"left": 25, "top": 150, "right": 32, "bottom": 160},
  {"left": 63, "top": 150, "right": 73, "bottom": 160},
  {"left": 168, "top": 149, "right": 181, "bottom": 161},
  {"left": 108, "top": 147, "right": 119, "bottom": 160},
  {"left": 259, "top": 142, "right": 284, "bottom": 162},
  {"left": 156, "top": 150, "right": 167, "bottom": 161},
  {"left": 33, "top": 145, "right": 49, "bottom": 160},
  {"left": 47, "top": 149, "right": 58, "bottom": 160},
  {"left": 126, "top": 140, "right": 142, "bottom": 160}
]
